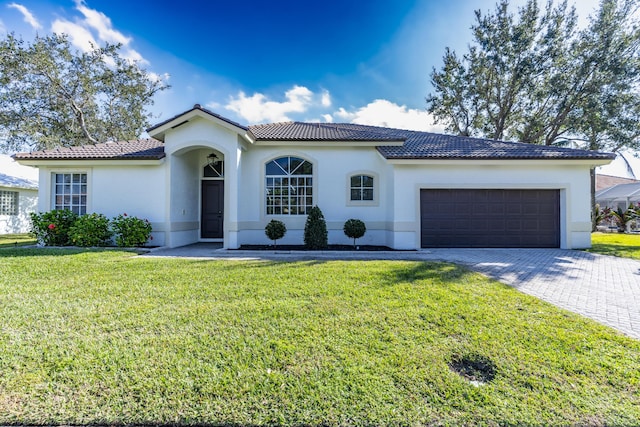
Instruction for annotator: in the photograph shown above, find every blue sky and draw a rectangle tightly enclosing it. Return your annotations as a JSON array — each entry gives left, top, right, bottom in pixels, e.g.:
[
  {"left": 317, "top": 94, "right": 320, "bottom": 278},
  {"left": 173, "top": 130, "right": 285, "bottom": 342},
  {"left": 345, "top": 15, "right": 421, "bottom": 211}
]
[{"left": 1, "top": 0, "right": 600, "bottom": 132}]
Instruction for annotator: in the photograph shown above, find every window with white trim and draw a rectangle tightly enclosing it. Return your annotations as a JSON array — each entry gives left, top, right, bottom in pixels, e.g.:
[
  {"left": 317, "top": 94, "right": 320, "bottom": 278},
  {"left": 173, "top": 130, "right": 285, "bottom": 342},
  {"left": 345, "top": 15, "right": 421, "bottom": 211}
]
[
  {"left": 350, "top": 174, "right": 374, "bottom": 201},
  {"left": 53, "top": 173, "right": 87, "bottom": 215},
  {"left": 265, "top": 156, "right": 312, "bottom": 215},
  {"left": 0, "top": 190, "right": 18, "bottom": 215}
]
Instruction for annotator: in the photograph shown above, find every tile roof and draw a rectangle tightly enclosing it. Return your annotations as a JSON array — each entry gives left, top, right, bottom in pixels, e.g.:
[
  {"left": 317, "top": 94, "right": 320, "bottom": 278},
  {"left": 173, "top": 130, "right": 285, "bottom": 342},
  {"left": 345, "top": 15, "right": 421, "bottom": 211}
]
[
  {"left": 13, "top": 139, "right": 165, "bottom": 161},
  {"left": 248, "top": 122, "right": 613, "bottom": 160},
  {"left": 248, "top": 122, "right": 405, "bottom": 142},
  {"left": 375, "top": 129, "right": 615, "bottom": 160},
  {"left": 0, "top": 173, "right": 38, "bottom": 189},
  {"left": 12, "top": 115, "right": 615, "bottom": 162}
]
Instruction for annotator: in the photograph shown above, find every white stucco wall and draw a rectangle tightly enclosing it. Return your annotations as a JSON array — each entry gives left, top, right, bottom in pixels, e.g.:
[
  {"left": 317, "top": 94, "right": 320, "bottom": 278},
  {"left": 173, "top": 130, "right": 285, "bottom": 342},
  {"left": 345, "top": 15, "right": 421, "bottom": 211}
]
[
  {"left": 390, "top": 161, "right": 592, "bottom": 249},
  {"left": 236, "top": 145, "right": 391, "bottom": 247},
  {"left": 163, "top": 117, "right": 242, "bottom": 248},
  {"left": 36, "top": 163, "right": 167, "bottom": 246},
  {"left": 0, "top": 187, "right": 38, "bottom": 234}
]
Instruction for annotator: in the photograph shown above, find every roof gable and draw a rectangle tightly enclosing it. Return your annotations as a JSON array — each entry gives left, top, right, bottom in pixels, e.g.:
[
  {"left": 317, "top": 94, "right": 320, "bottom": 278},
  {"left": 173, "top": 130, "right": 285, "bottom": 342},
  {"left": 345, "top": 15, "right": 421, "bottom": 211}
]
[{"left": 147, "top": 104, "right": 248, "bottom": 141}]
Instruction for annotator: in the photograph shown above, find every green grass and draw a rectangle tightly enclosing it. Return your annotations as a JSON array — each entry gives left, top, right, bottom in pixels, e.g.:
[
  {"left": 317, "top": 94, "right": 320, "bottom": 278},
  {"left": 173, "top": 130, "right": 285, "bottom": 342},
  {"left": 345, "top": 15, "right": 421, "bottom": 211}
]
[
  {"left": 0, "top": 233, "right": 36, "bottom": 248},
  {"left": 0, "top": 249, "right": 639, "bottom": 425},
  {"left": 587, "top": 232, "right": 640, "bottom": 260}
]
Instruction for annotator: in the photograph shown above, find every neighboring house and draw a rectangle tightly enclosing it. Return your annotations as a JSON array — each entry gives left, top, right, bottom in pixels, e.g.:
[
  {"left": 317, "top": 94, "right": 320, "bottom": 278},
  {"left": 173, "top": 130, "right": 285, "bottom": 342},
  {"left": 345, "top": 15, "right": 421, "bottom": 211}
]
[
  {"left": 14, "top": 104, "right": 614, "bottom": 249},
  {"left": 596, "top": 183, "right": 640, "bottom": 211},
  {"left": 0, "top": 154, "right": 38, "bottom": 234},
  {"left": 596, "top": 150, "right": 640, "bottom": 191}
]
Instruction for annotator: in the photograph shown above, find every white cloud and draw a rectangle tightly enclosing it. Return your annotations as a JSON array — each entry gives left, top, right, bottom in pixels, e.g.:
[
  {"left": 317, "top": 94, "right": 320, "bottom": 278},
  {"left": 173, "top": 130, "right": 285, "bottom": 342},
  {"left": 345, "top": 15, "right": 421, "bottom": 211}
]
[
  {"left": 321, "top": 90, "right": 331, "bottom": 107},
  {"left": 332, "top": 99, "right": 445, "bottom": 132},
  {"left": 8, "top": 3, "right": 42, "bottom": 30},
  {"left": 49, "top": 1, "right": 147, "bottom": 65},
  {"left": 0, "top": 19, "right": 7, "bottom": 35},
  {"left": 51, "top": 19, "right": 97, "bottom": 52},
  {"left": 225, "top": 85, "right": 316, "bottom": 123},
  {"left": 74, "top": 0, "right": 130, "bottom": 45},
  {"left": 148, "top": 72, "right": 170, "bottom": 84}
]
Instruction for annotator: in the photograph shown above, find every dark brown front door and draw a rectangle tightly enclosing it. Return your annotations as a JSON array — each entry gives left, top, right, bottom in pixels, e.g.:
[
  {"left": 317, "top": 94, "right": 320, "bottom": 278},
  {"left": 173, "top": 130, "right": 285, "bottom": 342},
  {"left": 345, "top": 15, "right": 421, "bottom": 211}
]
[
  {"left": 420, "top": 189, "right": 560, "bottom": 248},
  {"left": 201, "top": 180, "right": 224, "bottom": 238}
]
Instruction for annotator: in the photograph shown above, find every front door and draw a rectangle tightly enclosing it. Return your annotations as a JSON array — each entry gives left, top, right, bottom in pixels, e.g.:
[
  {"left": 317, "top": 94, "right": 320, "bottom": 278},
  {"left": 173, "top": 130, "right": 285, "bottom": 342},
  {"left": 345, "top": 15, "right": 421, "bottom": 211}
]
[{"left": 201, "top": 180, "right": 224, "bottom": 238}]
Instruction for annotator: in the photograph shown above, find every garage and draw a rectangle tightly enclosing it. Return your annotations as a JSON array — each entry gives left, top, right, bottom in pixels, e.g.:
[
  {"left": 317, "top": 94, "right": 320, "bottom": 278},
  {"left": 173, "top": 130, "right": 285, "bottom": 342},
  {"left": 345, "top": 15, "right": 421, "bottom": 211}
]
[{"left": 420, "top": 189, "right": 560, "bottom": 248}]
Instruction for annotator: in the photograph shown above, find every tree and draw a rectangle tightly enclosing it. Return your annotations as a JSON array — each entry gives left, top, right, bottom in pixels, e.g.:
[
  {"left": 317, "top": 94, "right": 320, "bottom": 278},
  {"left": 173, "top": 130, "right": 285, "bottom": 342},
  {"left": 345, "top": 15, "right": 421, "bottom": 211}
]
[
  {"left": 265, "top": 219, "right": 287, "bottom": 247},
  {"left": 343, "top": 219, "right": 366, "bottom": 249},
  {"left": 303, "top": 206, "right": 328, "bottom": 249},
  {"left": 0, "top": 33, "right": 169, "bottom": 152},
  {"left": 426, "top": 0, "right": 640, "bottom": 151}
]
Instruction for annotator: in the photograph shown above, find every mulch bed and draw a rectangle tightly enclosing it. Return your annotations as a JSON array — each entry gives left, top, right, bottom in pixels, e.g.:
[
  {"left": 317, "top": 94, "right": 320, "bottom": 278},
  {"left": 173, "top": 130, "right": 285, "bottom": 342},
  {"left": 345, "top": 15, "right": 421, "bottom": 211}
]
[{"left": 237, "top": 244, "right": 395, "bottom": 251}]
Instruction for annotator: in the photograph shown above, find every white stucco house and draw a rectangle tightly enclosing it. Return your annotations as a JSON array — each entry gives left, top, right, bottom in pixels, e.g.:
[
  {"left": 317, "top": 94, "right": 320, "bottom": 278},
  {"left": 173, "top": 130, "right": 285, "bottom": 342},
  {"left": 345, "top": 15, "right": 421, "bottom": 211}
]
[
  {"left": 14, "top": 104, "right": 614, "bottom": 249},
  {"left": 0, "top": 154, "right": 38, "bottom": 234}
]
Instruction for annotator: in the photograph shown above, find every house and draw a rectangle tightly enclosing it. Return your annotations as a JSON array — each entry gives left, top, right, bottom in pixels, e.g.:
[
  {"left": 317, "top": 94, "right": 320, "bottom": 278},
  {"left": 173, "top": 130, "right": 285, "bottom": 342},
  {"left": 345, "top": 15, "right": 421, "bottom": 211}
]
[
  {"left": 596, "top": 182, "right": 640, "bottom": 211},
  {"left": 14, "top": 104, "right": 614, "bottom": 249},
  {"left": 0, "top": 154, "right": 38, "bottom": 234},
  {"left": 596, "top": 150, "right": 640, "bottom": 191}
]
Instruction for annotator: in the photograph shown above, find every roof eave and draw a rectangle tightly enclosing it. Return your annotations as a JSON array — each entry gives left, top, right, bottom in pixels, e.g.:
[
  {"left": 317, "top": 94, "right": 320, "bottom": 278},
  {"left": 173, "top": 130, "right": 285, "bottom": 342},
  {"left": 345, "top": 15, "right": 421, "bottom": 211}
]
[
  {"left": 15, "top": 157, "right": 166, "bottom": 166},
  {"left": 385, "top": 157, "right": 615, "bottom": 165}
]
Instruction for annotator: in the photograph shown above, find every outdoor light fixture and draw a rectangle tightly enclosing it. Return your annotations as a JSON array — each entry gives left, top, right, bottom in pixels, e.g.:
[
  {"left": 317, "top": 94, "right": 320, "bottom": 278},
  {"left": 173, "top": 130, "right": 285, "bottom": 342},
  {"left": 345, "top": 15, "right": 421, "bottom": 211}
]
[{"left": 207, "top": 152, "right": 219, "bottom": 167}]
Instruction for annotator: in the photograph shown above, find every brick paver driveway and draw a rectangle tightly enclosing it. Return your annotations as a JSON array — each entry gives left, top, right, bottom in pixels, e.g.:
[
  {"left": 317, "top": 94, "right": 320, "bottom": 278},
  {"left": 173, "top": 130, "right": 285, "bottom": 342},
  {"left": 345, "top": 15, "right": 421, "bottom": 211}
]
[
  {"left": 416, "top": 249, "right": 640, "bottom": 340},
  {"left": 146, "top": 246, "right": 640, "bottom": 340}
]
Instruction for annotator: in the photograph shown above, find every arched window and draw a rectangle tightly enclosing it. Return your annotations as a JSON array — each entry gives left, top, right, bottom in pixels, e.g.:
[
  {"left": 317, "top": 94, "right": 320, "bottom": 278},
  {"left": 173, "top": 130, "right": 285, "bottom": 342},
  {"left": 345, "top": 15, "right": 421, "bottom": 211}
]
[
  {"left": 265, "top": 156, "right": 312, "bottom": 215},
  {"left": 350, "top": 174, "right": 374, "bottom": 201}
]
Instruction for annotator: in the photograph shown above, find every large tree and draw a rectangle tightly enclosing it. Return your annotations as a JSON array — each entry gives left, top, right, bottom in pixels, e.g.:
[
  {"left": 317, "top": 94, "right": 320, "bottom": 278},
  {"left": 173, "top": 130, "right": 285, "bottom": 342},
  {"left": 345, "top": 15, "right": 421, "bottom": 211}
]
[
  {"left": 427, "top": 0, "right": 640, "bottom": 152},
  {"left": 0, "top": 33, "right": 169, "bottom": 153}
]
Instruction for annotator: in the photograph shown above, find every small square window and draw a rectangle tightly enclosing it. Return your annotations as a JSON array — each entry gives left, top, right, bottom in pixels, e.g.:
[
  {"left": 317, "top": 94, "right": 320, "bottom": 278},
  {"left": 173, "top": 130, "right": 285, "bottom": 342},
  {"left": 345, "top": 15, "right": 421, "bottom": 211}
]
[
  {"left": 0, "top": 190, "right": 18, "bottom": 215},
  {"left": 350, "top": 174, "right": 374, "bottom": 201}
]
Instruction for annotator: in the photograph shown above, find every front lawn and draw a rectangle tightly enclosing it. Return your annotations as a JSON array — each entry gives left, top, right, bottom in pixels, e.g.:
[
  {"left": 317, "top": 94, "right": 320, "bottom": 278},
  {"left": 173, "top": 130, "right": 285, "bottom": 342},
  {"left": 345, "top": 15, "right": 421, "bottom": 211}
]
[
  {"left": 587, "top": 232, "right": 640, "bottom": 260},
  {"left": 0, "top": 233, "right": 36, "bottom": 248},
  {"left": 0, "top": 249, "right": 638, "bottom": 425}
]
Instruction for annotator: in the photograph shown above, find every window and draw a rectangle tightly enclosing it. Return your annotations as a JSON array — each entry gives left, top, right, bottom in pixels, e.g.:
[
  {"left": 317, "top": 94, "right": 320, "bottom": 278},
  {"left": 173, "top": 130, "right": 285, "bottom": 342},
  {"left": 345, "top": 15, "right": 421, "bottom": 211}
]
[
  {"left": 203, "top": 161, "right": 224, "bottom": 178},
  {"left": 54, "top": 173, "right": 87, "bottom": 215},
  {"left": 350, "top": 175, "right": 374, "bottom": 201},
  {"left": 0, "top": 190, "right": 18, "bottom": 215},
  {"left": 265, "top": 156, "right": 312, "bottom": 215}
]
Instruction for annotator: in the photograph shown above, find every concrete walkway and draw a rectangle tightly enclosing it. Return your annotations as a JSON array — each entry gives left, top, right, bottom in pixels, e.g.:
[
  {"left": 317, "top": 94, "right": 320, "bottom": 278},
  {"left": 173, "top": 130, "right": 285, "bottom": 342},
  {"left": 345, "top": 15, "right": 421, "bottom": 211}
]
[{"left": 144, "top": 245, "right": 640, "bottom": 340}]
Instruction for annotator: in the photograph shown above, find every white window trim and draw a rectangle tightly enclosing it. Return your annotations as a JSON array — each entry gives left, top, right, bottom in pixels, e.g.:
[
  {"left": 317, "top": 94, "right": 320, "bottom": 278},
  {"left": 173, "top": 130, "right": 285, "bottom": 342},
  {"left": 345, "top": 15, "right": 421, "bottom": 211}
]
[
  {"left": 50, "top": 170, "right": 91, "bottom": 214},
  {"left": 346, "top": 171, "right": 379, "bottom": 207},
  {"left": 262, "top": 154, "right": 316, "bottom": 217}
]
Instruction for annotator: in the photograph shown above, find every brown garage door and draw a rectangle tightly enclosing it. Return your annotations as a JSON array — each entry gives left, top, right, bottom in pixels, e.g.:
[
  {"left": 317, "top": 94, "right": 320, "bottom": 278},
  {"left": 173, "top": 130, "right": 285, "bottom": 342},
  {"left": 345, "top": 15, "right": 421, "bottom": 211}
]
[{"left": 420, "top": 189, "right": 560, "bottom": 248}]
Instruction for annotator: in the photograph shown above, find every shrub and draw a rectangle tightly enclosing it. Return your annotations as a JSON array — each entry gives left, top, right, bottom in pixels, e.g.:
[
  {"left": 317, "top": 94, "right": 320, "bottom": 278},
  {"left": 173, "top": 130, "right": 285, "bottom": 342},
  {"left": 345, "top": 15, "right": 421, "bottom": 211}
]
[
  {"left": 30, "top": 209, "right": 78, "bottom": 246},
  {"left": 265, "top": 219, "right": 287, "bottom": 247},
  {"left": 111, "top": 213, "right": 153, "bottom": 247},
  {"left": 69, "top": 213, "right": 113, "bottom": 247},
  {"left": 606, "top": 204, "right": 636, "bottom": 233},
  {"left": 343, "top": 218, "right": 366, "bottom": 248},
  {"left": 304, "top": 206, "right": 328, "bottom": 249}
]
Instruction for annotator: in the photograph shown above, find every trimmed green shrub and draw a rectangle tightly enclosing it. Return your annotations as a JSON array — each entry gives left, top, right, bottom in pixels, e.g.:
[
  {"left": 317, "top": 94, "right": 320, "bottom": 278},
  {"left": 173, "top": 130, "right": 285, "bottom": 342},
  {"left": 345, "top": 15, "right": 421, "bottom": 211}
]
[
  {"left": 265, "top": 219, "right": 287, "bottom": 247},
  {"left": 69, "top": 213, "right": 113, "bottom": 247},
  {"left": 304, "top": 206, "right": 328, "bottom": 249},
  {"left": 343, "top": 218, "right": 366, "bottom": 248},
  {"left": 30, "top": 209, "right": 78, "bottom": 246},
  {"left": 111, "top": 213, "right": 153, "bottom": 247}
]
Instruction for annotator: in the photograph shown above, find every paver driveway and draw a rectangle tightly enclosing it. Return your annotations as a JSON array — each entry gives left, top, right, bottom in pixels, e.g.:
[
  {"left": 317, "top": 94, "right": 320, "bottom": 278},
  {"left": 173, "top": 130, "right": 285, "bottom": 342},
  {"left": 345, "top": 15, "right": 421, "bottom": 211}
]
[{"left": 146, "top": 246, "right": 640, "bottom": 340}]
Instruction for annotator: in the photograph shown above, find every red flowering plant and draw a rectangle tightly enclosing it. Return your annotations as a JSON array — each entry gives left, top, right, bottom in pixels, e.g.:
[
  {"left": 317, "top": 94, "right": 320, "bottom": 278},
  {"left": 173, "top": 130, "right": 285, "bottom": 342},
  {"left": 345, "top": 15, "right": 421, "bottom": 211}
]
[
  {"left": 30, "top": 210, "right": 79, "bottom": 246},
  {"left": 111, "top": 213, "right": 152, "bottom": 247}
]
